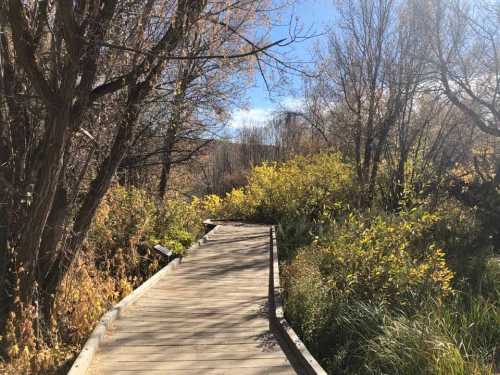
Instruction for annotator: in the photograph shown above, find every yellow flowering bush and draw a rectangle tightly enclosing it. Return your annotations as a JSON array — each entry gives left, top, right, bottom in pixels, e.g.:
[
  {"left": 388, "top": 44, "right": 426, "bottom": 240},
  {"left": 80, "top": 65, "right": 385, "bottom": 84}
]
[
  {"left": 194, "top": 194, "right": 223, "bottom": 218},
  {"left": 213, "top": 153, "right": 356, "bottom": 223},
  {"left": 86, "top": 186, "right": 157, "bottom": 289},
  {"left": 148, "top": 195, "right": 204, "bottom": 254},
  {"left": 284, "top": 209, "right": 455, "bottom": 342},
  {"left": 0, "top": 256, "right": 118, "bottom": 374},
  {"left": 222, "top": 188, "right": 255, "bottom": 219},
  {"left": 88, "top": 185, "right": 156, "bottom": 256},
  {"left": 53, "top": 257, "right": 119, "bottom": 346},
  {"left": 89, "top": 186, "right": 204, "bottom": 270}
]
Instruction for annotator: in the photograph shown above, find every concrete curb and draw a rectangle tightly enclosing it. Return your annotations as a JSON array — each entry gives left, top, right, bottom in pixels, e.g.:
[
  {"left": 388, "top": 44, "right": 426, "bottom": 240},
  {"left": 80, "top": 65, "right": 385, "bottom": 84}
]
[
  {"left": 269, "top": 226, "right": 328, "bottom": 375},
  {"left": 67, "top": 224, "right": 221, "bottom": 375}
]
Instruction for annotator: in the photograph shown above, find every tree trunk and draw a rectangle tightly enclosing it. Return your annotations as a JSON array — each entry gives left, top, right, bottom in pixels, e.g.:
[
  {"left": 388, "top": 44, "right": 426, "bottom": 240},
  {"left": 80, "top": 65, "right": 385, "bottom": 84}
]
[
  {"left": 64, "top": 100, "right": 141, "bottom": 276},
  {"left": 367, "top": 104, "right": 399, "bottom": 205},
  {"left": 158, "top": 126, "right": 177, "bottom": 200},
  {"left": 16, "top": 110, "right": 70, "bottom": 305}
]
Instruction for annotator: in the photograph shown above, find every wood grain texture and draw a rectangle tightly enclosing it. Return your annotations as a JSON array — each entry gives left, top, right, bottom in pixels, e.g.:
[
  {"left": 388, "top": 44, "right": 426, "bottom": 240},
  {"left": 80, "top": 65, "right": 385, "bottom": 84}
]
[{"left": 88, "top": 224, "right": 297, "bottom": 375}]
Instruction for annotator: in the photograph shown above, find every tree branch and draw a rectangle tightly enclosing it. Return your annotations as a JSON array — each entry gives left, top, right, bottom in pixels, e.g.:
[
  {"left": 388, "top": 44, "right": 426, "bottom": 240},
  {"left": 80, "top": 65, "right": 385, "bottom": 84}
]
[{"left": 7, "top": 0, "right": 59, "bottom": 109}]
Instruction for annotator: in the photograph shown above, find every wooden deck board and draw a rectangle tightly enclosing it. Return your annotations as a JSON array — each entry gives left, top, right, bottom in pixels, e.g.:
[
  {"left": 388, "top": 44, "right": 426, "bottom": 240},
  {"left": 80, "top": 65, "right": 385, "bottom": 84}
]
[
  {"left": 89, "top": 366, "right": 295, "bottom": 375},
  {"left": 88, "top": 224, "right": 297, "bottom": 374}
]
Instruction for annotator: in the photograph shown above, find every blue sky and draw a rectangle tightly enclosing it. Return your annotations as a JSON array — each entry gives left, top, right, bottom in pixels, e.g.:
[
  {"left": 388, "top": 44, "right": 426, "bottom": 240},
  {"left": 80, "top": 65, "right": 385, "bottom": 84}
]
[{"left": 228, "top": 0, "right": 336, "bottom": 129}]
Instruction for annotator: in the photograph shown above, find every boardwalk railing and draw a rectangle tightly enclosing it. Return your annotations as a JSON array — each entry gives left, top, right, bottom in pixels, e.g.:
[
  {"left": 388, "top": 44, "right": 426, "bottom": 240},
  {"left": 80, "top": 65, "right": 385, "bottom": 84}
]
[{"left": 269, "top": 227, "right": 328, "bottom": 375}]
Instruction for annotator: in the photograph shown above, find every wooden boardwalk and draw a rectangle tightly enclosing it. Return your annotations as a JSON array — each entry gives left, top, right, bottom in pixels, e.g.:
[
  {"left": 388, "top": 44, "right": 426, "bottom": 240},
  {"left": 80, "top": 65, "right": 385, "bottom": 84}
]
[{"left": 88, "top": 223, "right": 298, "bottom": 374}]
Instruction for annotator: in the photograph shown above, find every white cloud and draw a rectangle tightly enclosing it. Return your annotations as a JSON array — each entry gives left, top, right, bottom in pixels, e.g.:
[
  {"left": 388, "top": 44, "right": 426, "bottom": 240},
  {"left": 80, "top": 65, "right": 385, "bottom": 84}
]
[
  {"left": 228, "top": 96, "right": 304, "bottom": 128},
  {"left": 281, "top": 97, "right": 305, "bottom": 112},
  {"left": 228, "top": 107, "right": 274, "bottom": 128}
]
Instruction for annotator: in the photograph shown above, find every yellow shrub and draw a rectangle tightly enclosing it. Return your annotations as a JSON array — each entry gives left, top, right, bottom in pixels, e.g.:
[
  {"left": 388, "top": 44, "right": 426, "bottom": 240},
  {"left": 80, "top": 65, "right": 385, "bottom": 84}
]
[
  {"left": 149, "top": 195, "right": 204, "bottom": 254},
  {"left": 223, "top": 188, "right": 255, "bottom": 219},
  {"left": 1, "top": 186, "right": 206, "bottom": 374},
  {"left": 89, "top": 186, "right": 205, "bottom": 277},
  {"left": 0, "top": 256, "right": 116, "bottom": 374},
  {"left": 54, "top": 258, "right": 118, "bottom": 346},
  {"left": 284, "top": 209, "right": 455, "bottom": 344},
  {"left": 214, "top": 153, "right": 355, "bottom": 223},
  {"left": 88, "top": 185, "right": 156, "bottom": 253},
  {"left": 194, "top": 194, "right": 223, "bottom": 218}
]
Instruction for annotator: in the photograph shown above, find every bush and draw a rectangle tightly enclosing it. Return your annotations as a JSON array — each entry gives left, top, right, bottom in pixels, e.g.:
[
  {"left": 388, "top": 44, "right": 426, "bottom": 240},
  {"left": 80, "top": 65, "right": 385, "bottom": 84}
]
[
  {"left": 208, "top": 153, "right": 356, "bottom": 224},
  {"left": 53, "top": 257, "right": 119, "bottom": 346},
  {"left": 220, "top": 188, "right": 253, "bottom": 219},
  {"left": 282, "top": 203, "right": 499, "bottom": 374},
  {"left": 429, "top": 201, "right": 494, "bottom": 290},
  {"left": 283, "top": 209, "right": 459, "bottom": 373},
  {"left": 87, "top": 185, "right": 156, "bottom": 278},
  {"left": 87, "top": 185, "right": 205, "bottom": 289},
  {"left": 88, "top": 186, "right": 204, "bottom": 282},
  {"left": 195, "top": 194, "right": 223, "bottom": 218},
  {"left": 285, "top": 209, "right": 454, "bottom": 315},
  {"left": 89, "top": 185, "right": 156, "bottom": 252},
  {"left": 148, "top": 194, "right": 204, "bottom": 254}
]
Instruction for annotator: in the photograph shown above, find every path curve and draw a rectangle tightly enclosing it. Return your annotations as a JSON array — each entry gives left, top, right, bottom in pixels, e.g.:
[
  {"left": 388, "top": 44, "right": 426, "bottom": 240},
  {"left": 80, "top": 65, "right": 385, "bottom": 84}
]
[{"left": 87, "top": 223, "right": 298, "bottom": 374}]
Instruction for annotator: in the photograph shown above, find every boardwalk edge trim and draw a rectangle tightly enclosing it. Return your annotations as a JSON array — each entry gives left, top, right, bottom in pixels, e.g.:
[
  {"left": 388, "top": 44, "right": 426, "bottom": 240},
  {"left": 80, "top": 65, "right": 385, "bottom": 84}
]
[
  {"left": 270, "top": 226, "right": 328, "bottom": 375},
  {"left": 67, "top": 223, "right": 221, "bottom": 375}
]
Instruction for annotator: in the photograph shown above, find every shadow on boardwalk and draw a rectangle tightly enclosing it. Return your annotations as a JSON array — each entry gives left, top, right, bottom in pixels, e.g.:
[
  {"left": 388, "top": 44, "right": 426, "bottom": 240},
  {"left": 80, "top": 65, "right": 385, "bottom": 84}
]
[{"left": 88, "top": 223, "right": 299, "bottom": 375}]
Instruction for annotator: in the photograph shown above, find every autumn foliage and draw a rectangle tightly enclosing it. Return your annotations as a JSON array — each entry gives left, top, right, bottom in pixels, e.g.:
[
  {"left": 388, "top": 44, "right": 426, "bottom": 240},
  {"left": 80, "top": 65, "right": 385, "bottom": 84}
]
[{"left": 0, "top": 187, "right": 204, "bottom": 374}]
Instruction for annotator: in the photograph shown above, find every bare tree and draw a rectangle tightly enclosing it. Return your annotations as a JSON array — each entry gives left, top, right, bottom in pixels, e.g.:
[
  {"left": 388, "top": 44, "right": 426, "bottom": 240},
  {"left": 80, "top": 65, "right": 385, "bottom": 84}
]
[
  {"left": 422, "top": 0, "right": 499, "bottom": 183},
  {"left": 305, "top": 0, "right": 428, "bottom": 205},
  {"left": 0, "top": 0, "right": 293, "bottom": 326},
  {"left": 425, "top": 0, "right": 499, "bottom": 137}
]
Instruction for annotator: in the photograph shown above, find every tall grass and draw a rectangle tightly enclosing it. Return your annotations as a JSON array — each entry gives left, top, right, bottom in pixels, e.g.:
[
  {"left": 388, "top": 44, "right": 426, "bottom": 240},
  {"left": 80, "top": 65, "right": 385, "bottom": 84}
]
[
  {"left": 280, "top": 206, "right": 499, "bottom": 374},
  {"left": 365, "top": 291, "right": 499, "bottom": 374},
  {"left": 283, "top": 261, "right": 499, "bottom": 374}
]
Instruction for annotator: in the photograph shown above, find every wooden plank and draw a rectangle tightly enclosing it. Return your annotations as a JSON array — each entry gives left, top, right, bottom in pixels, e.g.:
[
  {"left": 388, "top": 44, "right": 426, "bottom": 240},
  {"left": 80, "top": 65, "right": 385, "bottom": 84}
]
[
  {"left": 136, "top": 295, "right": 267, "bottom": 302},
  {"left": 136, "top": 296, "right": 267, "bottom": 303},
  {"left": 98, "top": 343, "right": 283, "bottom": 354},
  {"left": 124, "top": 307, "right": 267, "bottom": 315},
  {"left": 111, "top": 320, "right": 269, "bottom": 330},
  {"left": 88, "top": 224, "right": 297, "bottom": 374},
  {"left": 155, "top": 278, "right": 267, "bottom": 284},
  {"left": 126, "top": 300, "right": 267, "bottom": 308},
  {"left": 111, "top": 327, "right": 271, "bottom": 334},
  {"left": 170, "top": 269, "right": 269, "bottom": 276},
  {"left": 100, "top": 337, "right": 277, "bottom": 347},
  {"left": 94, "top": 351, "right": 287, "bottom": 362},
  {"left": 105, "top": 328, "right": 272, "bottom": 340},
  {"left": 92, "top": 358, "right": 291, "bottom": 370},
  {"left": 153, "top": 284, "right": 266, "bottom": 289},
  {"left": 146, "top": 287, "right": 267, "bottom": 294},
  {"left": 90, "top": 365, "right": 295, "bottom": 375},
  {"left": 118, "top": 316, "right": 269, "bottom": 324},
  {"left": 181, "top": 256, "right": 267, "bottom": 261},
  {"left": 130, "top": 298, "right": 267, "bottom": 306}
]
